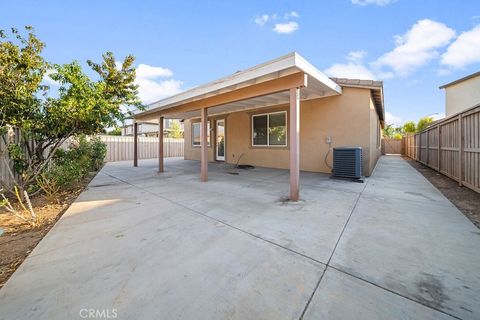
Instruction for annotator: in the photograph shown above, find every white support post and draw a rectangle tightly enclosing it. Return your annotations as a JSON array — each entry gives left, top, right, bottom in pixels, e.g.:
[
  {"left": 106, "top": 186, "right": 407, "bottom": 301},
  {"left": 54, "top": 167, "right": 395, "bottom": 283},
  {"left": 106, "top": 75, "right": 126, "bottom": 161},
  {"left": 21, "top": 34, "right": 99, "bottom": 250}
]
[
  {"left": 289, "top": 88, "right": 300, "bottom": 201},
  {"left": 200, "top": 108, "right": 208, "bottom": 182},
  {"left": 158, "top": 116, "right": 164, "bottom": 172},
  {"left": 133, "top": 121, "right": 138, "bottom": 167}
]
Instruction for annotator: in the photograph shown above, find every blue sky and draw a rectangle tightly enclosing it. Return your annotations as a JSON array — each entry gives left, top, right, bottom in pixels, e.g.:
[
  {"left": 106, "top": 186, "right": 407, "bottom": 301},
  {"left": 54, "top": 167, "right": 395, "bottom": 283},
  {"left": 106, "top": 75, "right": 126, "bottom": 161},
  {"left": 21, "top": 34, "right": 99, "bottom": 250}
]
[{"left": 2, "top": 0, "right": 480, "bottom": 125}]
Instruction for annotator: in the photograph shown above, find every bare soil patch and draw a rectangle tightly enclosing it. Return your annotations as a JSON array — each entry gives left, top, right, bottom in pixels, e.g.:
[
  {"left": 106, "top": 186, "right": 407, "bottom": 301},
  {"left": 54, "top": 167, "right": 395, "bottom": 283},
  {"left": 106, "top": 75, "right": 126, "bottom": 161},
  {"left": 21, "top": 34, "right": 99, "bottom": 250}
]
[
  {"left": 404, "top": 156, "right": 480, "bottom": 228},
  {"left": 0, "top": 171, "right": 98, "bottom": 288}
]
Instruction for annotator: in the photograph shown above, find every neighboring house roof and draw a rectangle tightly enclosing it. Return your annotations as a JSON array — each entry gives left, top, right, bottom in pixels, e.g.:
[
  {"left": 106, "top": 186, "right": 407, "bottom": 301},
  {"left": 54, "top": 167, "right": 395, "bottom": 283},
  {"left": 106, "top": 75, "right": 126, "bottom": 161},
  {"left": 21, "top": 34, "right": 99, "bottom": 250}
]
[
  {"left": 330, "top": 77, "right": 385, "bottom": 123},
  {"left": 439, "top": 71, "right": 480, "bottom": 89}
]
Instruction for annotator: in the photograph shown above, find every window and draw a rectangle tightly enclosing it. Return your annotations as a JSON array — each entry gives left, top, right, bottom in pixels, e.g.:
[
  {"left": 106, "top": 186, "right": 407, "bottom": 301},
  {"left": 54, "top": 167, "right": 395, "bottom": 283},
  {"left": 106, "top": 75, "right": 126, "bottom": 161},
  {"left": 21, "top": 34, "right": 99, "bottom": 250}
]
[
  {"left": 253, "top": 115, "right": 268, "bottom": 145},
  {"left": 252, "top": 111, "right": 287, "bottom": 146},
  {"left": 192, "top": 122, "right": 210, "bottom": 146}
]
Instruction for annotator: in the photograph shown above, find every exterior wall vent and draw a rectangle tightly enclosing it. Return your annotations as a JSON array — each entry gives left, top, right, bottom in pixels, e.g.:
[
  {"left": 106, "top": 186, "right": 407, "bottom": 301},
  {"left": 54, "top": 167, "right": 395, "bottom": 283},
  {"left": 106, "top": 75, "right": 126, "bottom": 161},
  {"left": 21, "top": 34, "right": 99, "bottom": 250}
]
[{"left": 332, "top": 147, "right": 363, "bottom": 181}]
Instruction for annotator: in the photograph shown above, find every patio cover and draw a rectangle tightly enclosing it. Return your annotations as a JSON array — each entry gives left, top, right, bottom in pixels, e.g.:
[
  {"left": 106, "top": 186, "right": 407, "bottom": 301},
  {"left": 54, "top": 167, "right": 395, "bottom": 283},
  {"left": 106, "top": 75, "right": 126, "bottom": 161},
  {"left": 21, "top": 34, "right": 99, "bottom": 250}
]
[
  {"left": 132, "top": 52, "right": 344, "bottom": 201},
  {"left": 133, "top": 52, "right": 342, "bottom": 121}
]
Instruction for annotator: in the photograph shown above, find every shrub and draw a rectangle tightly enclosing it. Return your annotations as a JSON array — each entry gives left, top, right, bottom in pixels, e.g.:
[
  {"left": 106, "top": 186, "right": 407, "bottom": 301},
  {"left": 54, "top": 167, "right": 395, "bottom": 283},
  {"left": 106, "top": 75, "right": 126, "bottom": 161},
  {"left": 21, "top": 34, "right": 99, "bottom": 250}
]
[
  {"left": 89, "top": 137, "right": 107, "bottom": 171},
  {"left": 36, "top": 136, "right": 106, "bottom": 202},
  {"left": 36, "top": 173, "right": 62, "bottom": 204},
  {"left": 54, "top": 135, "right": 106, "bottom": 172}
]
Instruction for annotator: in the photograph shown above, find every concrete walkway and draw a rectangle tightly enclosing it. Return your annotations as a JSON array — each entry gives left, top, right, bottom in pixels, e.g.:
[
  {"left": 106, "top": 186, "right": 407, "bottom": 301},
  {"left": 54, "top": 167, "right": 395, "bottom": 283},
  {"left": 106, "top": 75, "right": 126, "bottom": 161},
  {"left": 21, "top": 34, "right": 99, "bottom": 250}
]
[{"left": 0, "top": 155, "right": 478, "bottom": 319}]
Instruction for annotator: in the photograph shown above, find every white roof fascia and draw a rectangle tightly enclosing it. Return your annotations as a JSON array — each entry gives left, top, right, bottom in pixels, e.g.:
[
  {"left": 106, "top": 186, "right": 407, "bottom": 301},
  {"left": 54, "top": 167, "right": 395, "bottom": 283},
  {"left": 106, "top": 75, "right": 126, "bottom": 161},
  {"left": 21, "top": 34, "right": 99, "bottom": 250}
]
[{"left": 293, "top": 53, "right": 342, "bottom": 94}]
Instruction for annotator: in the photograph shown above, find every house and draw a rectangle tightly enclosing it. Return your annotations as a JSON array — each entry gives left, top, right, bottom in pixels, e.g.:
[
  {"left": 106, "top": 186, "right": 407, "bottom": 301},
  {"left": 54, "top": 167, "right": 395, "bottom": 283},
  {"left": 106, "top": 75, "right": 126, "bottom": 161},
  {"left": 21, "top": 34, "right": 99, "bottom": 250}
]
[
  {"left": 121, "top": 119, "right": 184, "bottom": 137},
  {"left": 133, "top": 52, "right": 385, "bottom": 200},
  {"left": 440, "top": 71, "right": 480, "bottom": 117}
]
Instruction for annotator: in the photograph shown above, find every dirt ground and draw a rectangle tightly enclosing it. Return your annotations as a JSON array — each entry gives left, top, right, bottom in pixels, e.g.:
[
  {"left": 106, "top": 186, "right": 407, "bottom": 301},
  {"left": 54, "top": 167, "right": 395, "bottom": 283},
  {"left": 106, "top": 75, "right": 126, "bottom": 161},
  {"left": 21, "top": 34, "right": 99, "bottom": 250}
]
[
  {"left": 0, "top": 172, "right": 97, "bottom": 289},
  {"left": 404, "top": 157, "right": 480, "bottom": 228}
]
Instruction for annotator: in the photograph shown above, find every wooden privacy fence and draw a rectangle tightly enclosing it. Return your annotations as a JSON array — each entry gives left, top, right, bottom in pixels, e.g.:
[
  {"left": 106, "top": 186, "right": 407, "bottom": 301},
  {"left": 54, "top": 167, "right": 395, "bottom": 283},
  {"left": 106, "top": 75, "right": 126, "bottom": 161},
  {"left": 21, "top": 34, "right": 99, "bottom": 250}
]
[
  {"left": 382, "top": 138, "right": 404, "bottom": 154},
  {"left": 1, "top": 134, "right": 184, "bottom": 188},
  {"left": 403, "top": 104, "right": 480, "bottom": 193},
  {"left": 0, "top": 128, "right": 21, "bottom": 189},
  {"left": 99, "top": 135, "right": 184, "bottom": 162}
]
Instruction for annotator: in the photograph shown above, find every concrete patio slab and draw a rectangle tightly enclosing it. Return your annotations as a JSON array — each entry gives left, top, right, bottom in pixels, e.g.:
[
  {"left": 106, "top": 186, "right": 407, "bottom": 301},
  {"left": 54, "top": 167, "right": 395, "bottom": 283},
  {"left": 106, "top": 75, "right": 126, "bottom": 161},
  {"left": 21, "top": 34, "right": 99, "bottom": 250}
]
[
  {"left": 0, "top": 168, "right": 325, "bottom": 319},
  {"left": 303, "top": 268, "right": 453, "bottom": 320},
  {"left": 331, "top": 156, "right": 480, "bottom": 320},
  {"left": 0, "top": 155, "right": 478, "bottom": 320}
]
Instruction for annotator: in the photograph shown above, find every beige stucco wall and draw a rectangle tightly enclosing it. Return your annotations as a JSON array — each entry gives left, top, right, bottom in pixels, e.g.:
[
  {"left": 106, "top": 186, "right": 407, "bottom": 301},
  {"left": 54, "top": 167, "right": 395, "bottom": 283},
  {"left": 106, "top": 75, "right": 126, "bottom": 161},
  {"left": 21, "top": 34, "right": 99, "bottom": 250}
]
[
  {"left": 445, "top": 76, "right": 480, "bottom": 117},
  {"left": 184, "top": 87, "right": 381, "bottom": 176}
]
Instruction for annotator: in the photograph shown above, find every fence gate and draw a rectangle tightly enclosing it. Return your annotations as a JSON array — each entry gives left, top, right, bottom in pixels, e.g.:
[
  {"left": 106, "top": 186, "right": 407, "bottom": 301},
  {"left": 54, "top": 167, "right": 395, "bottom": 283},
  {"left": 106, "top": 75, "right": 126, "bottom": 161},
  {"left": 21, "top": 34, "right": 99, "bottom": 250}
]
[{"left": 381, "top": 138, "right": 404, "bottom": 154}]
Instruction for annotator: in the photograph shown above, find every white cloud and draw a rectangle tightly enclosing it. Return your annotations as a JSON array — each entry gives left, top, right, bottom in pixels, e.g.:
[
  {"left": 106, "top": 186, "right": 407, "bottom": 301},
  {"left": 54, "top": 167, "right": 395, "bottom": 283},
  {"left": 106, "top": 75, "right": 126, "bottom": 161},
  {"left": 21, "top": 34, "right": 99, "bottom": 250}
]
[
  {"left": 255, "top": 11, "right": 299, "bottom": 34},
  {"left": 385, "top": 111, "right": 402, "bottom": 126},
  {"left": 441, "top": 24, "right": 480, "bottom": 69},
  {"left": 134, "top": 64, "right": 182, "bottom": 104},
  {"left": 254, "top": 14, "right": 270, "bottom": 26},
  {"left": 324, "top": 50, "right": 378, "bottom": 80},
  {"left": 347, "top": 50, "right": 367, "bottom": 63},
  {"left": 135, "top": 78, "right": 182, "bottom": 104},
  {"left": 273, "top": 21, "right": 299, "bottom": 34},
  {"left": 325, "top": 62, "right": 377, "bottom": 80},
  {"left": 373, "top": 19, "right": 456, "bottom": 76},
  {"left": 136, "top": 64, "right": 173, "bottom": 79},
  {"left": 351, "top": 0, "right": 396, "bottom": 6}
]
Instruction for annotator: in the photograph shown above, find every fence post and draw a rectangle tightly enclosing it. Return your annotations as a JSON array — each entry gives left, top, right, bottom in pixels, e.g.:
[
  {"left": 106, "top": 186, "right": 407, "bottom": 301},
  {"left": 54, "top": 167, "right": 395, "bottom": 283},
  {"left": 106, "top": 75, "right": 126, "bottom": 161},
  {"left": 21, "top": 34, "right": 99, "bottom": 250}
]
[
  {"left": 438, "top": 126, "right": 441, "bottom": 172},
  {"left": 436, "top": 125, "right": 440, "bottom": 172},
  {"left": 133, "top": 122, "right": 138, "bottom": 167},
  {"left": 426, "top": 129, "right": 429, "bottom": 165},
  {"left": 414, "top": 135, "right": 416, "bottom": 160},
  {"left": 458, "top": 114, "right": 463, "bottom": 186}
]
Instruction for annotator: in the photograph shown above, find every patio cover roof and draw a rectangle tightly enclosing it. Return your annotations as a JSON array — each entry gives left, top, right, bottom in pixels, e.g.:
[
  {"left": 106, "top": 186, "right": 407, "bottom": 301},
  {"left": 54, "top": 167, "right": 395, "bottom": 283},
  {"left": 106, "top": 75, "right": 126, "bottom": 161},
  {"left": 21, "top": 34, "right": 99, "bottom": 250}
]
[{"left": 133, "top": 52, "right": 343, "bottom": 121}]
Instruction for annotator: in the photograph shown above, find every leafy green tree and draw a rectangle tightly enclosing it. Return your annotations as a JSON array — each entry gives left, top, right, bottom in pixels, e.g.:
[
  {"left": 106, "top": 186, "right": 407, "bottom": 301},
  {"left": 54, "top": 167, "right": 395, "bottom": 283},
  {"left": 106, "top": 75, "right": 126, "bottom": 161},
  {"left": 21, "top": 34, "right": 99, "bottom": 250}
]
[
  {"left": 402, "top": 121, "right": 416, "bottom": 134},
  {"left": 167, "top": 120, "right": 183, "bottom": 138},
  {"left": 0, "top": 26, "right": 48, "bottom": 129},
  {"left": 107, "top": 127, "right": 123, "bottom": 136},
  {"left": 417, "top": 116, "right": 433, "bottom": 132},
  {"left": 383, "top": 124, "right": 404, "bottom": 139},
  {"left": 382, "top": 124, "right": 395, "bottom": 138},
  {"left": 0, "top": 26, "right": 142, "bottom": 193}
]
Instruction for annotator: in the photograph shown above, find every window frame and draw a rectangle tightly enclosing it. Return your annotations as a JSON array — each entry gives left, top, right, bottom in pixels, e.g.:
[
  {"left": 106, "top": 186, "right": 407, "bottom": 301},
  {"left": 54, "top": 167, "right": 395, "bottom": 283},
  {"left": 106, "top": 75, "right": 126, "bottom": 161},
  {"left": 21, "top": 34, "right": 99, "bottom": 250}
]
[
  {"left": 251, "top": 111, "right": 288, "bottom": 147},
  {"left": 191, "top": 121, "right": 211, "bottom": 147}
]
